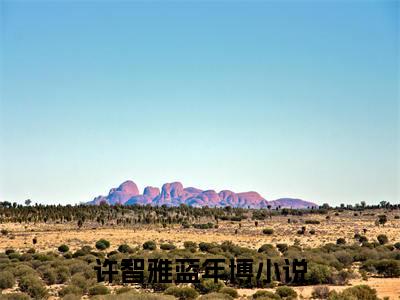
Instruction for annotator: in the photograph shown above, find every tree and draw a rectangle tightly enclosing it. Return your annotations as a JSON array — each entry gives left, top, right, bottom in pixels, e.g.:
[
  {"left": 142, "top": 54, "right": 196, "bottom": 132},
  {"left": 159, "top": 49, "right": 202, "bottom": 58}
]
[{"left": 25, "top": 199, "right": 31, "bottom": 206}]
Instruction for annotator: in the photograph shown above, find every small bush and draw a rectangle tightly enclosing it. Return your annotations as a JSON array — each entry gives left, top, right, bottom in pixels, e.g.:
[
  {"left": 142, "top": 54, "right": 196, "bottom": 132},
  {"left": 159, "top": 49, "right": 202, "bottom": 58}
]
[
  {"left": 276, "top": 243, "right": 288, "bottom": 253},
  {"left": 89, "top": 284, "right": 110, "bottom": 295},
  {"left": 198, "top": 293, "right": 233, "bottom": 300},
  {"left": 59, "top": 285, "right": 83, "bottom": 297},
  {"left": 95, "top": 239, "right": 110, "bottom": 250},
  {"left": 275, "top": 286, "right": 297, "bottom": 299},
  {"left": 164, "top": 286, "right": 199, "bottom": 300},
  {"left": 305, "top": 220, "right": 320, "bottom": 224},
  {"left": 160, "top": 243, "right": 176, "bottom": 250},
  {"left": 195, "top": 279, "right": 225, "bottom": 294},
  {"left": 118, "top": 244, "right": 133, "bottom": 253},
  {"left": 377, "top": 234, "right": 389, "bottom": 245},
  {"left": 262, "top": 228, "right": 274, "bottom": 235},
  {"left": 311, "top": 286, "right": 330, "bottom": 299},
  {"left": 394, "top": 242, "right": 400, "bottom": 250},
  {"left": 19, "top": 274, "right": 48, "bottom": 299},
  {"left": 333, "top": 285, "right": 379, "bottom": 300},
  {"left": 0, "top": 270, "right": 15, "bottom": 289},
  {"left": 252, "top": 290, "right": 280, "bottom": 299},
  {"left": 220, "top": 287, "right": 238, "bottom": 298},
  {"left": 336, "top": 238, "right": 346, "bottom": 245},
  {"left": 143, "top": 240, "right": 157, "bottom": 250},
  {"left": 0, "top": 293, "right": 30, "bottom": 300},
  {"left": 58, "top": 244, "right": 69, "bottom": 253},
  {"left": 184, "top": 241, "right": 197, "bottom": 252}
]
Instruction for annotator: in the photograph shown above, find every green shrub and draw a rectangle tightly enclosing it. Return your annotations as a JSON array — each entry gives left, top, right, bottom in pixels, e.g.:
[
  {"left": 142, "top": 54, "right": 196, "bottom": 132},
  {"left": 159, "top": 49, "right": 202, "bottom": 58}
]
[
  {"left": 143, "top": 240, "right": 157, "bottom": 250},
  {"left": 276, "top": 243, "right": 288, "bottom": 253},
  {"left": 275, "top": 286, "right": 297, "bottom": 299},
  {"left": 372, "top": 259, "right": 400, "bottom": 277},
  {"left": 59, "top": 285, "right": 83, "bottom": 297},
  {"left": 160, "top": 243, "right": 176, "bottom": 250},
  {"left": 58, "top": 244, "right": 70, "bottom": 253},
  {"left": 164, "top": 286, "right": 199, "bottom": 300},
  {"left": 19, "top": 274, "right": 48, "bottom": 299},
  {"left": 95, "top": 239, "right": 110, "bottom": 250},
  {"left": 88, "top": 284, "right": 110, "bottom": 295},
  {"left": 71, "top": 273, "right": 89, "bottom": 290},
  {"left": 195, "top": 279, "right": 225, "bottom": 294},
  {"left": 262, "top": 228, "right": 274, "bottom": 235},
  {"left": 183, "top": 241, "right": 197, "bottom": 252},
  {"left": 0, "top": 270, "right": 15, "bottom": 289},
  {"left": 329, "top": 285, "right": 379, "bottom": 300},
  {"left": 394, "top": 242, "right": 400, "bottom": 250},
  {"left": 377, "top": 234, "right": 389, "bottom": 245},
  {"left": 220, "top": 287, "right": 239, "bottom": 298},
  {"left": 0, "top": 293, "right": 30, "bottom": 300},
  {"left": 311, "top": 286, "right": 330, "bottom": 299},
  {"left": 118, "top": 244, "right": 133, "bottom": 253},
  {"left": 116, "top": 286, "right": 134, "bottom": 294},
  {"left": 252, "top": 290, "right": 280, "bottom": 299},
  {"left": 305, "top": 263, "right": 333, "bottom": 284},
  {"left": 198, "top": 293, "right": 233, "bottom": 300},
  {"left": 336, "top": 238, "right": 346, "bottom": 245},
  {"left": 305, "top": 220, "right": 320, "bottom": 224}
]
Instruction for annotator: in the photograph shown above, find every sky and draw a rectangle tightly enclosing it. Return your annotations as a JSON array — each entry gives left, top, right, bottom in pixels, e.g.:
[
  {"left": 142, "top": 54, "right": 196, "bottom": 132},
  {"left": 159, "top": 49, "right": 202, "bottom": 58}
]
[{"left": 0, "top": 0, "right": 399, "bottom": 206}]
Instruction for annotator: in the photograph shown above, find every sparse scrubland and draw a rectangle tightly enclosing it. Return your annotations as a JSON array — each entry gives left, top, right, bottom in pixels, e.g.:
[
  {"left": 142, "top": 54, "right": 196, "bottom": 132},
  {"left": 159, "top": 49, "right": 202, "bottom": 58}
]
[{"left": 0, "top": 202, "right": 399, "bottom": 299}]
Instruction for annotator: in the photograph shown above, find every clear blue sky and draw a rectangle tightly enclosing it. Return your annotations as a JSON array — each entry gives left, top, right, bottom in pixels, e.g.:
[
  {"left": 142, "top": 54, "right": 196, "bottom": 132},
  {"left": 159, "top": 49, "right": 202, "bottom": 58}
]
[{"left": 0, "top": 0, "right": 398, "bottom": 206}]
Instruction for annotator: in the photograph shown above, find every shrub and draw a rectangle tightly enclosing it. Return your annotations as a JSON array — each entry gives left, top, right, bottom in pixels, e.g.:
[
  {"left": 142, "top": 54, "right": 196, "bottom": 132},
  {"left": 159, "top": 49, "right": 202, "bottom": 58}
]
[
  {"left": 1, "top": 229, "right": 9, "bottom": 235},
  {"left": 262, "top": 228, "right": 274, "bottom": 235},
  {"left": 184, "top": 241, "right": 197, "bottom": 250},
  {"left": 305, "top": 220, "right": 320, "bottom": 224},
  {"left": 58, "top": 244, "right": 69, "bottom": 253},
  {"left": 258, "top": 244, "right": 274, "bottom": 253},
  {"left": 198, "top": 293, "right": 233, "bottom": 300},
  {"left": 252, "top": 290, "right": 280, "bottom": 299},
  {"left": 95, "top": 239, "right": 110, "bottom": 250},
  {"left": 309, "top": 229, "right": 316, "bottom": 235},
  {"left": 377, "top": 234, "right": 389, "bottom": 245},
  {"left": 59, "top": 285, "right": 83, "bottom": 297},
  {"left": 0, "top": 270, "right": 15, "bottom": 289},
  {"left": 275, "top": 286, "right": 297, "bottom": 299},
  {"left": 311, "top": 286, "right": 330, "bottom": 299},
  {"left": 143, "top": 240, "right": 157, "bottom": 250},
  {"left": 71, "top": 273, "right": 89, "bottom": 290},
  {"left": 118, "top": 244, "right": 133, "bottom": 253},
  {"left": 276, "top": 243, "right": 288, "bottom": 253},
  {"left": 220, "top": 287, "right": 238, "bottom": 298},
  {"left": 394, "top": 242, "right": 400, "bottom": 250},
  {"left": 19, "top": 275, "right": 48, "bottom": 299},
  {"left": 116, "top": 286, "right": 134, "bottom": 294},
  {"left": 195, "top": 279, "right": 225, "bottom": 294},
  {"left": 193, "top": 223, "right": 214, "bottom": 229},
  {"left": 164, "top": 286, "right": 199, "bottom": 300},
  {"left": 305, "top": 263, "right": 333, "bottom": 284},
  {"left": 336, "top": 238, "right": 346, "bottom": 245},
  {"left": 372, "top": 259, "right": 400, "bottom": 277},
  {"left": 336, "top": 285, "right": 379, "bottom": 300},
  {"left": 88, "top": 284, "right": 110, "bottom": 295},
  {"left": 0, "top": 293, "right": 30, "bottom": 300},
  {"left": 160, "top": 243, "right": 176, "bottom": 250}
]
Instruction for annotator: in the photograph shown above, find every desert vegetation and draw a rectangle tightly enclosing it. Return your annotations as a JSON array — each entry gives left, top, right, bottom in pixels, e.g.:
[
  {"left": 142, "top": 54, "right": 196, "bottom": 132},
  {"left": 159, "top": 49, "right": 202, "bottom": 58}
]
[{"left": 0, "top": 202, "right": 399, "bottom": 299}]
